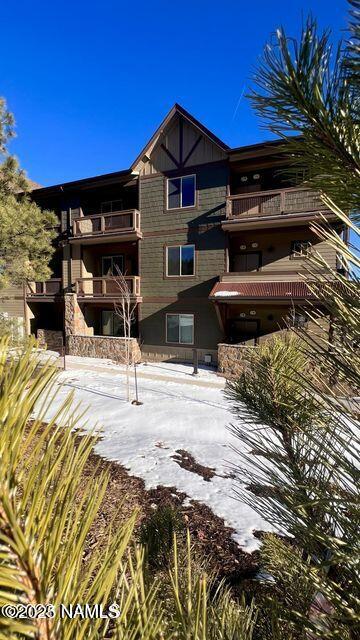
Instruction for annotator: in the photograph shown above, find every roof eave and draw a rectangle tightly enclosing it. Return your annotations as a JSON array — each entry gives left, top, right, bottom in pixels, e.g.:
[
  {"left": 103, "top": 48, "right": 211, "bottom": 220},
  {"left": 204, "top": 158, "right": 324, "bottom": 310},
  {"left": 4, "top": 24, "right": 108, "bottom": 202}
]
[{"left": 31, "top": 168, "right": 134, "bottom": 196}]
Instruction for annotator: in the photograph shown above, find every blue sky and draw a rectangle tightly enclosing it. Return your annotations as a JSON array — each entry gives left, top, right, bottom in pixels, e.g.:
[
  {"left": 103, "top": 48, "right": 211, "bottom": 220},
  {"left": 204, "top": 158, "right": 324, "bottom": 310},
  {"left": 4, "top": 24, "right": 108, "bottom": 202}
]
[{"left": 1, "top": 0, "right": 349, "bottom": 186}]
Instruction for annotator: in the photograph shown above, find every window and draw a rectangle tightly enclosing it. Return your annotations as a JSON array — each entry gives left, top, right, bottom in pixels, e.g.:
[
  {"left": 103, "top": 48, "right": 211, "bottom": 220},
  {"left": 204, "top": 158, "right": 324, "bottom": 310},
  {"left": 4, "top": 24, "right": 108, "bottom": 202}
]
[
  {"left": 101, "top": 200, "right": 123, "bottom": 213},
  {"left": 290, "top": 310, "right": 308, "bottom": 328},
  {"left": 166, "top": 314, "right": 194, "bottom": 344},
  {"left": 101, "top": 310, "right": 123, "bottom": 336},
  {"left": 290, "top": 240, "right": 312, "bottom": 259},
  {"left": 166, "top": 245, "right": 195, "bottom": 276},
  {"left": 228, "top": 319, "right": 260, "bottom": 345},
  {"left": 232, "top": 252, "right": 261, "bottom": 272},
  {"left": 167, "top": 175, "right": 196, "bottom": 209},
  {"left": 102, "top": 255, "right": 124, "bottom": 276}
]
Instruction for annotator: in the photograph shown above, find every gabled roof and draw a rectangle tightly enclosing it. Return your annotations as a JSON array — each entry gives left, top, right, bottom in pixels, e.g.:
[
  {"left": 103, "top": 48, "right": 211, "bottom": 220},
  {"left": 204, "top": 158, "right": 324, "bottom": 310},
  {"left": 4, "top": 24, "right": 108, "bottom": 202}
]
[
  {"left": 131, "top": 103, "right": 230, "bottom": 171},
  {"left": 30, "top": 104, "right": 295, "bottom": 194}
]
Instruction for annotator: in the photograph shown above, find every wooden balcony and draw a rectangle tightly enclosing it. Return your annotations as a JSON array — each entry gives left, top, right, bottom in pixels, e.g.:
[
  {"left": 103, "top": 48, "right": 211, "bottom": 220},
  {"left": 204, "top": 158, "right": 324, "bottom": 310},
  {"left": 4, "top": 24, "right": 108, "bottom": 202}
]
[
  {"left": 224, "top": 188, "right": 335, "bottom": 230},
  {"left": 75, "top": 276, "right": 141, "bottom": 300},
  {"left": 71, "top": 209, "right": 142, "bottom": 244},
  {"left": 26, "top": 279, "right": 62, "bottom": 300}
]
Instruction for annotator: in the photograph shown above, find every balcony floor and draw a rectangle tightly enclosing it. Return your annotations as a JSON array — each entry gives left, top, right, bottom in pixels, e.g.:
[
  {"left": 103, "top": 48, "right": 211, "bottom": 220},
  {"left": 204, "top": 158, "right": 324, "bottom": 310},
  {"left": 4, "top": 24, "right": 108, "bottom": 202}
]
[
  {"left": 222, "top": 210, "right": 336, "bottom": 231},
  {"left": 69, "top": 230, "right": 143, "bottom": 244}
]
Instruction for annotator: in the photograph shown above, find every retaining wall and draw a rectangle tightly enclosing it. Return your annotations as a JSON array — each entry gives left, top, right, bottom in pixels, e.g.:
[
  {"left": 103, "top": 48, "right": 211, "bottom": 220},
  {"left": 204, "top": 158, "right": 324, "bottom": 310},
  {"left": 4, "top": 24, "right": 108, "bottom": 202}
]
[
  {"left": 67, "top": 334, "right": 141, "bottom": 364},
  {"left": 37, "top": 329, "right": 64, "bottom": 352},
  {"left": 217, "top": 343, "right": 255, "bottom": 379}
]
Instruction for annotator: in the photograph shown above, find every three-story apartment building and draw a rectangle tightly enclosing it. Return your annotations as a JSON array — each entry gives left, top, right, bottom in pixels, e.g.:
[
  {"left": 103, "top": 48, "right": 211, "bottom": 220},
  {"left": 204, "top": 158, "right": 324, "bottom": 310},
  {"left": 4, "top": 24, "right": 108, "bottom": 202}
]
[{"left": 19, "top": 104, "right": 341, "bottom": 365}]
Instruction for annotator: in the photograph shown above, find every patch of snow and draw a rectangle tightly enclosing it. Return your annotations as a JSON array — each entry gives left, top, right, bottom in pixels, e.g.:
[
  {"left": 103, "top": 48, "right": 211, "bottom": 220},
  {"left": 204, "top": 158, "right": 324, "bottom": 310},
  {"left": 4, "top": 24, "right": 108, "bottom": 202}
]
[
  {"left": 35, "top": 366, "right": 276, "bottom": 551},
  {"left": 256, "top": 570, "right": 276, "bottom": 583},
  {"left": 34, "top": 349, "right": 60, "bottom": 364},
  {"left": 8, "top": 348, "right": 59, "bottom": 364},
  {"left": 66, "top": 355, "right": 117, "bottom": 368},
  {"left": 214, "top": 291, "right": 240, "bottom": 297}
]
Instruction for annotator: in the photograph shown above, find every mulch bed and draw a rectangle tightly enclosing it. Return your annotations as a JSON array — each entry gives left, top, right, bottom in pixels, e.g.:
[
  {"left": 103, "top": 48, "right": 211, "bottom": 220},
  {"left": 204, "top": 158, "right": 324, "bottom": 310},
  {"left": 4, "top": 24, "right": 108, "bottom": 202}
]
[
  {"left": 24, "top": 422, "right": 259, "bottom": 590},
  {"left": 81, "top": 449, "right": 259, "bottom": 588}
]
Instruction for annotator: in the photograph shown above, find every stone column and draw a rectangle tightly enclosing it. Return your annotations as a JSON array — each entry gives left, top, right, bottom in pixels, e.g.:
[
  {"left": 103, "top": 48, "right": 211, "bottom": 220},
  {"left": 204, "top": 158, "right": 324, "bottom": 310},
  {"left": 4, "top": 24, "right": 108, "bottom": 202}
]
[{"left": 64, "top": 293, "right": 93, "bottom": 337}]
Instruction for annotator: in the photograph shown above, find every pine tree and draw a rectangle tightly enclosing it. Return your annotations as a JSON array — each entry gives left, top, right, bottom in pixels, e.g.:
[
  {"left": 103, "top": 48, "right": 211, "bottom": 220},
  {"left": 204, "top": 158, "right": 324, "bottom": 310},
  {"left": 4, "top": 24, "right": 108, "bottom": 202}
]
[
  {"left": 228, "top": 2, "right": 360, "bottom": 637},
  {"left": 0, "top": 98, "right": 57, "bottom": 290},
  {"left": 0, "top": 337, "right": 257, "bottom": 640}
]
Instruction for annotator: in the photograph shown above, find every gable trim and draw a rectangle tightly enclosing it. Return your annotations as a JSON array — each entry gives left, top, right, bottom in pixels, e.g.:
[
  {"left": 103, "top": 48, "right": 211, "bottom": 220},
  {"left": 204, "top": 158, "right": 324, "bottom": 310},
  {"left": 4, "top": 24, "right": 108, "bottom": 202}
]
[{"left": 131, "top": 103, "right": 229, "bottom": 172}]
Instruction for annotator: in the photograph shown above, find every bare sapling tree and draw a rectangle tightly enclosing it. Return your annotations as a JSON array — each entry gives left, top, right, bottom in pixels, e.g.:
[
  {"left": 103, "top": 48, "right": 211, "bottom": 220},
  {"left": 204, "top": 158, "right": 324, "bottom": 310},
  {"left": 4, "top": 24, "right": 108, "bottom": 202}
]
[{"left": 113, "top": 268, "right": 139, "bottom": 402}]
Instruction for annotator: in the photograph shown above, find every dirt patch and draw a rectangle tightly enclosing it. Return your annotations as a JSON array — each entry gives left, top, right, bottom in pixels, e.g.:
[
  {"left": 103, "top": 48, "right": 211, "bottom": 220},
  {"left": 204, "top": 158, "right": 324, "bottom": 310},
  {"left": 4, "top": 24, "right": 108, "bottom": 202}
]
[
  {"left": 171, "top": 449, "right": 217, "bottom": 481},
  {"left": 171, "top": 448, "right": 237, "bottom": 482}
]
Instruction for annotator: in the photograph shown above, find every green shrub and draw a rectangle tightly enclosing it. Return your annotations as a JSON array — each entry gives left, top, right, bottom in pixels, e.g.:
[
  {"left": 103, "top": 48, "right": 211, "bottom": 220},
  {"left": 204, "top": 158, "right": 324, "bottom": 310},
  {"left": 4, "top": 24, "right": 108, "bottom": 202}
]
[{"left": 139, "top": 504, "right": 185, "bottom": 569}]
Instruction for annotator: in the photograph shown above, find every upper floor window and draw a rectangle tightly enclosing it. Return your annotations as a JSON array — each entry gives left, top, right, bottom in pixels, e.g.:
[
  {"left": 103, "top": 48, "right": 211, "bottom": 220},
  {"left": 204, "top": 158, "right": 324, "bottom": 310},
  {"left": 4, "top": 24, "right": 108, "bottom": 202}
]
[
  {"left": 101, "top": 200, "right": 123, "bottom": 213},
  {"left": 166, "top": 245, "right": 195, "bottom": 277},
  {"left": 290, "top": 240, "right": 312, "bottom": 259},
  {"left": 102, "top": 255, "right": 124, "bottom": 275},
  {"left": 167, "top": 175, "right": 196, "bottom": 209}
]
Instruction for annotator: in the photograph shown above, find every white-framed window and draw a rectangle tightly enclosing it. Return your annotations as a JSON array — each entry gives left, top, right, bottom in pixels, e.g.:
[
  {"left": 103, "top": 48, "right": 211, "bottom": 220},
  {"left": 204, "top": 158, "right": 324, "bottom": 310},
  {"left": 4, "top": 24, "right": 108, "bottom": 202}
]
[
  {"left": 101, "top": 310, "right": 123, "bottom": 336},
  {"left": 290, "top": 310, "right": 308, "bottom": 328},
  {"left": 167, "top": 175, "right": 196, "bottom": 209},
  {"left": 290, "top": 240, "right": 312, "bottom": 259},
  {"left": 166, "top": 245, "right": 195, "bottom": 277},
  {"left": 102, "top": 255, "right": 124, "bottom": 276},
  {"left": 101, "top": 199, "right": 123, "bottom": 213},
  {"left": 166, "top": 314, "right": 194, "bottom": 345}
]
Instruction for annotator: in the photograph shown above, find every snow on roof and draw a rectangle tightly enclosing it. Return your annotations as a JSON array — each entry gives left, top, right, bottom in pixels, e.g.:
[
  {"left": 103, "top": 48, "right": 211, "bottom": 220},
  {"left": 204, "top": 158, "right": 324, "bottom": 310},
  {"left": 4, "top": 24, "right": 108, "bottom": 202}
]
[{"left": 214, "top": 290, "right": 240, "bottom": 297}]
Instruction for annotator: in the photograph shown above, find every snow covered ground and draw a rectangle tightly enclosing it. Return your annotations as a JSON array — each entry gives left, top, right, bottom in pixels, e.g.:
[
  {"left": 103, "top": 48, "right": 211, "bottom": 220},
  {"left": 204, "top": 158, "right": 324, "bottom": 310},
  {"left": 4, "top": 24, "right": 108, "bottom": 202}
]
[
  {"left": 64, "top": 355, "right": 221, "bottom": 382},
  {"left": 36, "top": 356, "right": 275, "bottom": 551}
]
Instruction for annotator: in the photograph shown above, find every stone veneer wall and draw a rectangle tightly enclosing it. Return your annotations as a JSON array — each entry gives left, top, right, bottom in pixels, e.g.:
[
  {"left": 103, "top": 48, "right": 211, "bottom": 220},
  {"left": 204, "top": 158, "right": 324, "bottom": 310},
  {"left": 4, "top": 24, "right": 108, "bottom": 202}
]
[
  {"left": 218, "top": 329, "right": 294, "bottom": 379},
  {"left": 67, "top": 334, "right": 141, "bottom": 364},
  {"left": 64, "top": 294, "right": 93, "bottom": 337},
  {"left": 37, "top": 329, "right": 64, "bottom": 352},
  {"left": 217, "top": 343, "right": 256, "bottom": 379}
]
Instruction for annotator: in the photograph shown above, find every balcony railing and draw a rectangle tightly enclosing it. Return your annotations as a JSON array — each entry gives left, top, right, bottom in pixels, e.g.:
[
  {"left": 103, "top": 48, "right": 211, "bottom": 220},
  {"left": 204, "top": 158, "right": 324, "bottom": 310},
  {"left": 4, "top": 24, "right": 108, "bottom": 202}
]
[
  {"left": 72, "top": 209, "right": 141, "bottom": 238},
  {"left": 226, "top": 187, "right": 328, "bottom": 219},
  {"left": 26, "top": 279, "right": 62, "bottom": 297},
  {"left": 75, "top": 276, "right": 141, "bottom": 298}
]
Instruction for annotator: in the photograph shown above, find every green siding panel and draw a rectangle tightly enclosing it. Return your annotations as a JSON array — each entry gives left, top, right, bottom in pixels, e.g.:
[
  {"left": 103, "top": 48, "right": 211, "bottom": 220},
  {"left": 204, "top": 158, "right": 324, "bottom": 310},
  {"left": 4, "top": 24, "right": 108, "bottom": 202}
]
[
  {"left": 139, "top": 163, "right": 228, "bottom": 349},
  {"left": 140, "top": 299, "right": 223, "bottom": 351}
]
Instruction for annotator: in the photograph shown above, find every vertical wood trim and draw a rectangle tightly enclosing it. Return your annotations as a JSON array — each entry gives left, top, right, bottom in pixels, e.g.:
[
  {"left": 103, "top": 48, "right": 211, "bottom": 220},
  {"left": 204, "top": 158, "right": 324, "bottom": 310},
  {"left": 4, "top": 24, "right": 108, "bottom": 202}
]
[
  {"left": 179, "top": 116, "right": 183, "bottom": 166},
  {"left": 23, "top": 282, "right": 30, "bottom": 335},
  {"left": 213, "top": 303, "right": 225, "bottom": 333}
]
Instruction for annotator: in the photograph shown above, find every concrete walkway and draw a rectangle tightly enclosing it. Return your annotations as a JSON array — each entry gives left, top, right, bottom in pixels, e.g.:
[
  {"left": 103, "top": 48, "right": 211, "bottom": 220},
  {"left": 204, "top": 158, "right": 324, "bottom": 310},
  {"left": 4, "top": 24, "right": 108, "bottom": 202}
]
[{"left": 62, "top": 359, "right": 226, "bottom": 389}]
